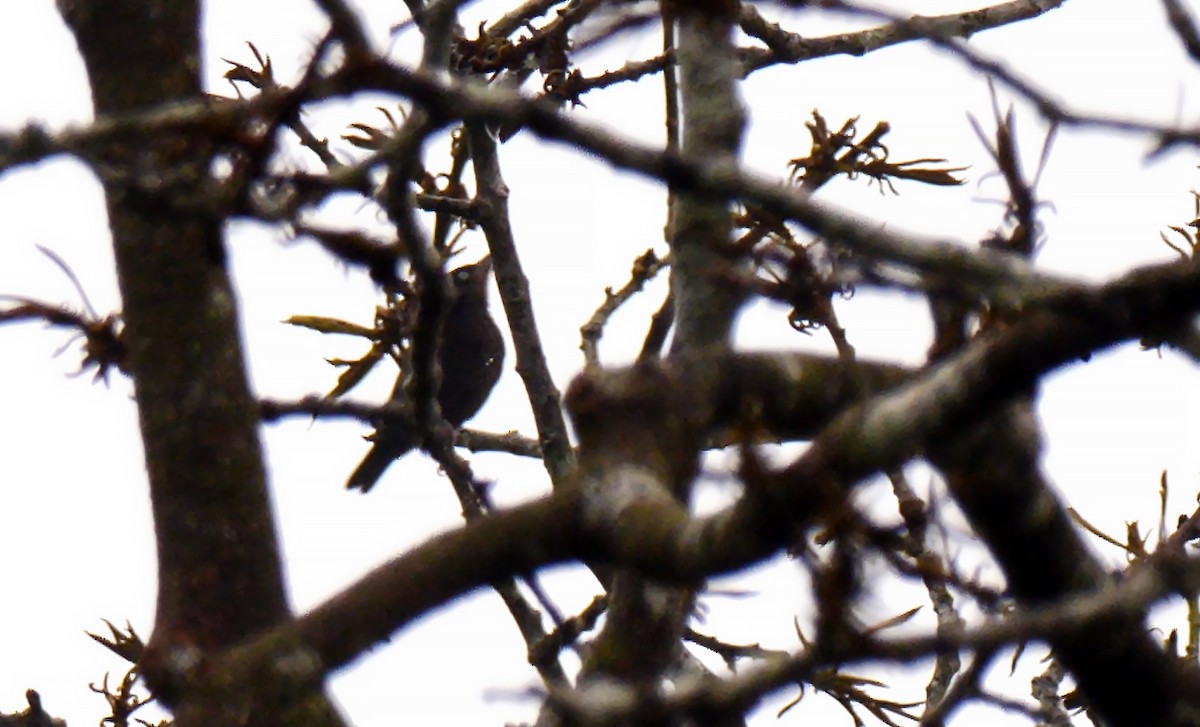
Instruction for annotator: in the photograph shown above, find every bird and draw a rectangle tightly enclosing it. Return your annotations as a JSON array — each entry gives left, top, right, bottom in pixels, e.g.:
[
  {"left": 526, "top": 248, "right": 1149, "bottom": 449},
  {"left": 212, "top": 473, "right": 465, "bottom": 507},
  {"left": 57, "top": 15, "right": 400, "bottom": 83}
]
[{"left": 346, "top": 256, "right": 505, "bottom": 492}]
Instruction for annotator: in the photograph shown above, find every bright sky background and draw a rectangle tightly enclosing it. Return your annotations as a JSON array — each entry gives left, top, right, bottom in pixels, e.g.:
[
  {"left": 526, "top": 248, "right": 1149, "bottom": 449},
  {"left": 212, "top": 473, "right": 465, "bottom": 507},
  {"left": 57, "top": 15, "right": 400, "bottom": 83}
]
[{"left": 2, "top": 1, "right": 1200, "bottom": 725}]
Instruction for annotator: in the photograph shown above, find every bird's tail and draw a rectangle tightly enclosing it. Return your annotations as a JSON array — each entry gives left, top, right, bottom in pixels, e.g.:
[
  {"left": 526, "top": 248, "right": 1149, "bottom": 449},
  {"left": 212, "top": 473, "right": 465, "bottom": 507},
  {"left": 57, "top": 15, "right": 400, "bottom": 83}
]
[{"left": 346, "top": 436, "right": 412, "bottom": 492}]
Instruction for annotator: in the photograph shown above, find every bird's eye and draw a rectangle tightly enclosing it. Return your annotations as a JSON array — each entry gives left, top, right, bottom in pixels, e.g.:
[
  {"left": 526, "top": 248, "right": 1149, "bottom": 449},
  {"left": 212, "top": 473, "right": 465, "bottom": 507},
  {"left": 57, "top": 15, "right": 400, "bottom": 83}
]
[{"left": 453, "top": 269, "right": 471, "bottom": 284}]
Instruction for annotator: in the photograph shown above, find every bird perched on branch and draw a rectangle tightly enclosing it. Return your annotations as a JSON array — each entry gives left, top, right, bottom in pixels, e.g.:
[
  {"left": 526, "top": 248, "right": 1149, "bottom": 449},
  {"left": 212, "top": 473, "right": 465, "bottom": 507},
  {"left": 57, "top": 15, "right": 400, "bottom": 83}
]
[{"left": 347, "top": 256, "right": 505, "bottom": 492}]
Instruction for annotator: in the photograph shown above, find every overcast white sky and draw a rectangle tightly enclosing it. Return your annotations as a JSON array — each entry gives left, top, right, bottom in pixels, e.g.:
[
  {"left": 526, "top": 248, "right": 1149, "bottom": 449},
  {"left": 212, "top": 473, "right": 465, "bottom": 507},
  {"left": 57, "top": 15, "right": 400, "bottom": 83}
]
[{"left": 2, "top": 1, "right": 1200, "bottom": 725}]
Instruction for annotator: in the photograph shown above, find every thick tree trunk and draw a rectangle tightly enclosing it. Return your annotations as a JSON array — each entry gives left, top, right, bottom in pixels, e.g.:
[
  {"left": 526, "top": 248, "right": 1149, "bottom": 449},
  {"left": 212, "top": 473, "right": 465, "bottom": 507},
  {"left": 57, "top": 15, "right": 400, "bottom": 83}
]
[{"left": 57, "top": 3, "right": 342, "bottom": 724}]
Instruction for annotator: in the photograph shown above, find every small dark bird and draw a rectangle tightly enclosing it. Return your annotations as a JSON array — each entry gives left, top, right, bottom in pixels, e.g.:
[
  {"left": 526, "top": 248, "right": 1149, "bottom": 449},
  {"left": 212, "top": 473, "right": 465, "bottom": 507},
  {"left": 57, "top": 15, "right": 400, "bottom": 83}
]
[{"left": 347, "top": 257, "right": 505, "bottom": 492}]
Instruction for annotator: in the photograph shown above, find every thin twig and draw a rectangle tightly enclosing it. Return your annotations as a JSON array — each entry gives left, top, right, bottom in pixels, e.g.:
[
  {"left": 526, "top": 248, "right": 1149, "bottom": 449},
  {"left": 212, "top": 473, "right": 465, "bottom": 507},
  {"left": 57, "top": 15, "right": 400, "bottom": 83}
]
[{"left": 579, "top": 249, "right": 668, "bottom": 368}]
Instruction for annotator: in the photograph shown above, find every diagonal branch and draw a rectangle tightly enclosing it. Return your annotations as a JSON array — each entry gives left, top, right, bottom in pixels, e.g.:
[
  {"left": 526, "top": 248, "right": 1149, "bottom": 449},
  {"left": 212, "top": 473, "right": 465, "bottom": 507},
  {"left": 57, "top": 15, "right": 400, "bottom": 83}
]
[
  {"left": 739, "top": 0, "right": 1070, "bottom": 73},
  {"left": 188, "top": 254, "right": 1200, "bottom": 724},
  {"left": 466, "top": 122, "right": 577, "bottom": 486}
]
